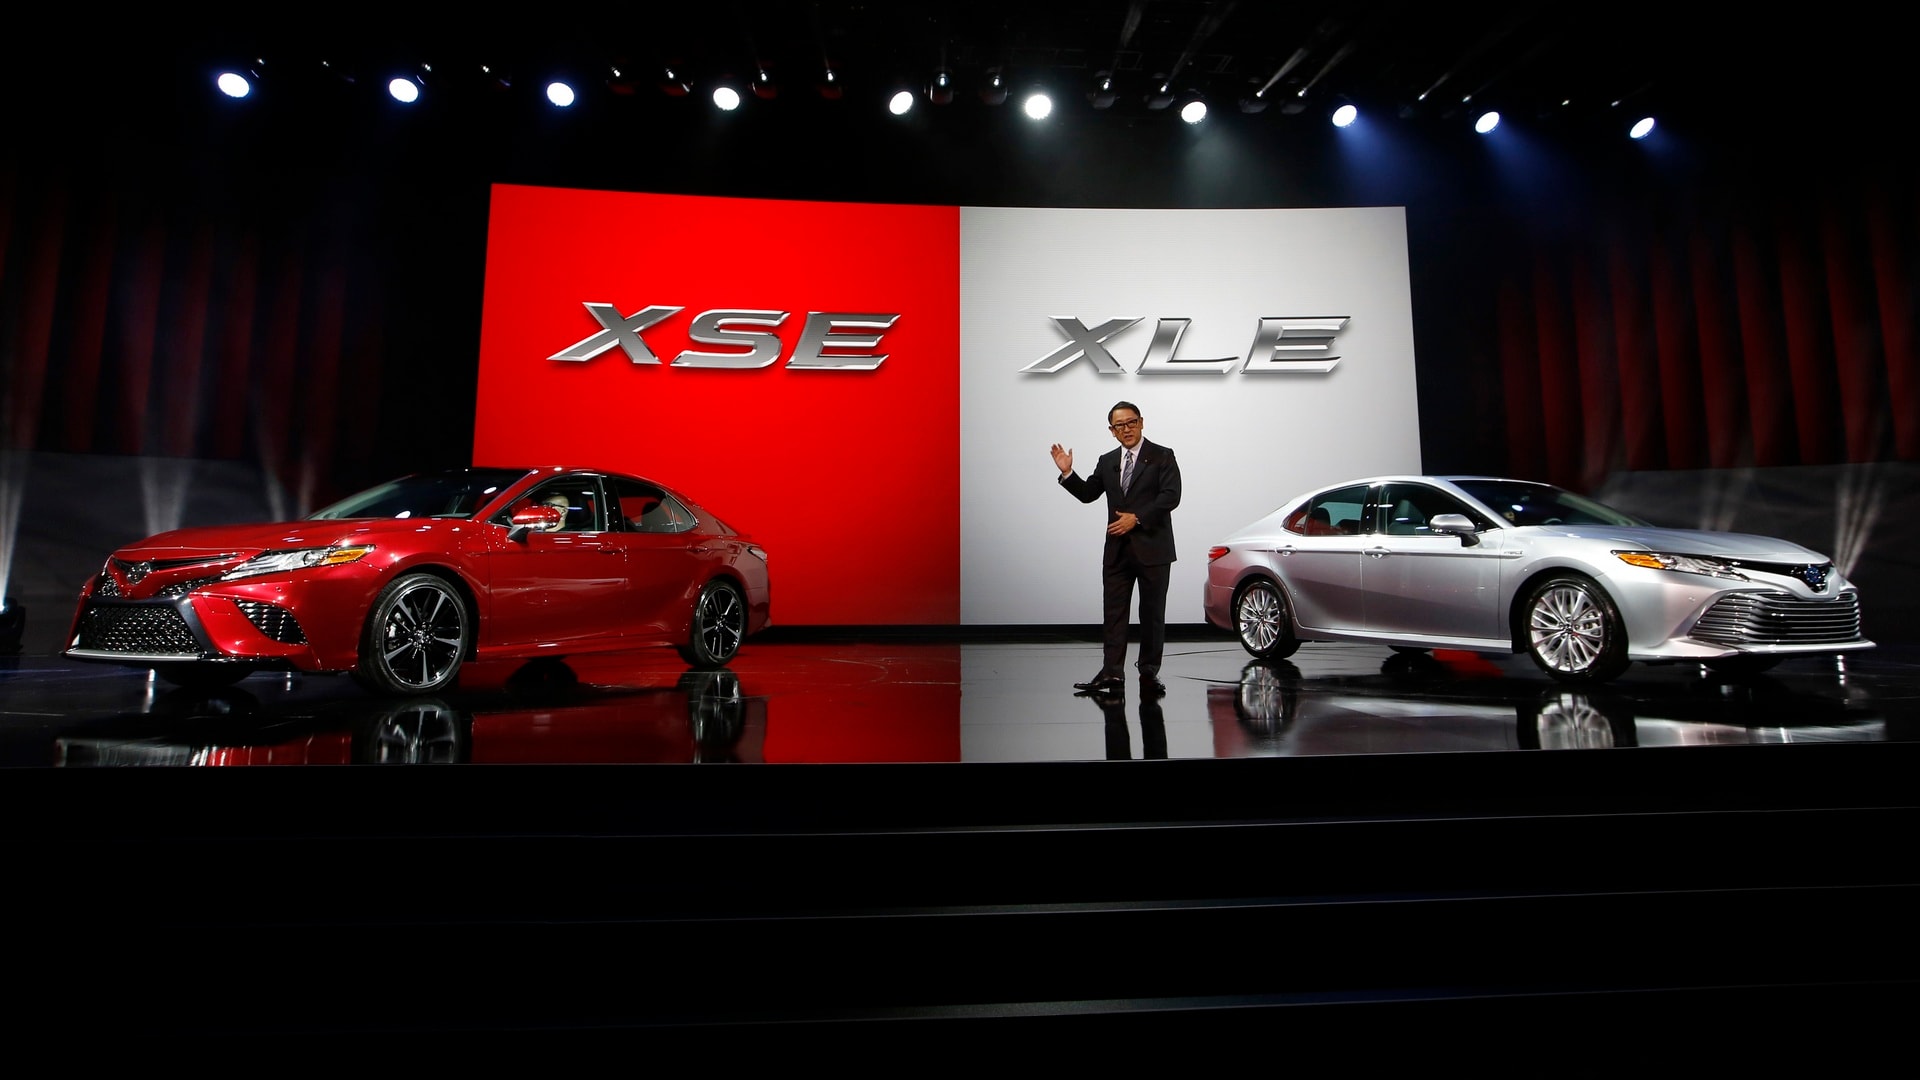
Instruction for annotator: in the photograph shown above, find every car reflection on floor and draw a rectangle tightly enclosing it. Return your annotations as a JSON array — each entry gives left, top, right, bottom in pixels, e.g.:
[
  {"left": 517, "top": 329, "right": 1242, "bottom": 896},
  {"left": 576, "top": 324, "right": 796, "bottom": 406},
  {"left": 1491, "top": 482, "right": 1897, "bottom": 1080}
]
[
  {"left": 53, "top": 663, "right": 763, "bottom": 766},
  {"left": 1209, "top": 649, "right": 1886, "bottom": 757}
]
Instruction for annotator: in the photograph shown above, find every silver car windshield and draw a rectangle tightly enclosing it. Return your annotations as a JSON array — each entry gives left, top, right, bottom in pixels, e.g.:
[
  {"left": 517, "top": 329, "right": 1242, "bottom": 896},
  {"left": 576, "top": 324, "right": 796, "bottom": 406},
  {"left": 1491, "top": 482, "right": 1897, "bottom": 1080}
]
[
  {"left": 309, "top": 468, "right": 533, "bottom": 520},
  {"left": 1452, "top": 480, "right": 1649, "bottom": 527}
]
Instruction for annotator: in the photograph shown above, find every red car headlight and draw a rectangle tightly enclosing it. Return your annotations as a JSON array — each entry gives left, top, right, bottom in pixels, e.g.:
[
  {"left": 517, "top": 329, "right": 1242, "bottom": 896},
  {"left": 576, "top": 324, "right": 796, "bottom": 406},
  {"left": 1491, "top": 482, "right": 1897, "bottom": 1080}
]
[{"left": 220, "top": 544, "right": 376, "bottom": 581}]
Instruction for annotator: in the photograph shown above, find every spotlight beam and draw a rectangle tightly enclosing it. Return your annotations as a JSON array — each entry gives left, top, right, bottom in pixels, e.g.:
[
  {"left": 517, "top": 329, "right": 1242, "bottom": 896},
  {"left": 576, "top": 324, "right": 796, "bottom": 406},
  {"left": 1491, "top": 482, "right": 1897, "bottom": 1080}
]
[
  {"left": 1169, "top": 0, "right": 1236, "bottom": 77},
  {"left": 1099, "top": 0, "right": 1148, "bottom": 80},
  {"left": 1296, "top": 40, "right": 1355, "bottom": 98},
  {"left": 1252, "top": 47, "right": 1309, "bottom": 99},
  {"left": 1414, "top": 8, "right": 1531, "bottom": 105},
  {"left": 0, "top": 449, "right": 25, "bottom": 606}
]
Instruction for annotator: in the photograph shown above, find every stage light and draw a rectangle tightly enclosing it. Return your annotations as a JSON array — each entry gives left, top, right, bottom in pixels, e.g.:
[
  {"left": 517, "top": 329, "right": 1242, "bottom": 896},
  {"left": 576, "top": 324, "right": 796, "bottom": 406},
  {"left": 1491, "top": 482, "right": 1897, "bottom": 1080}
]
[
  {"left": 1474, "top": 109, "right": 1500, "bottom": 133},
  {"left": 1238, "top": 89, "right": 1269, "bottom": 114},
  {"left": 889, "top": 89, "right": 914, "bottom": 115},
  {"left": 818, "top": 67, "right": 842, "bottom": 100},
  {"left": 928, "top": 69, "right": 953, "bottom": 105},
  {"left": 753, "top": 68, "right": 776, "bottom": 100},
  {"left": 1145, "top": 78, "right": 1174, "bottom": 110},
  {"left": 546, "top": 81, "right": 576, "bottom": 107},
  {"left": 604, "top": 65, "right": 635, "bottom": 95},
  {"left": 660, "top": 67, "right": 691, "bottom": 96},
  {"left": 1331, "top": 103, "right": 1357, "bottom": 127},
  {"left": 216, "top": 71, "right": 252, "bottom": 99},
  {"left": 1630, "top": 116, "right": 1656, "bottom": 139},
  {"left": 0, "top": 597, "right": 22, "bottom": 657},
  {"left": 713, "top": 85, "right": 741, "bottom": 111},
  {"left": 388, "top": 77, "right": 420, "bottom": 104},
  {"left": 979, "top": 67, "right": 1008, "bottom": 105},
  {"left": 1089, "top": 71, "right": 1117, "bottom": 110},
  {"left": 1180, "top": 98, "right": 1207, "bottom": 124},
  {"left": 1023, "top": 92, "right": 1053, "bottom": 120}
]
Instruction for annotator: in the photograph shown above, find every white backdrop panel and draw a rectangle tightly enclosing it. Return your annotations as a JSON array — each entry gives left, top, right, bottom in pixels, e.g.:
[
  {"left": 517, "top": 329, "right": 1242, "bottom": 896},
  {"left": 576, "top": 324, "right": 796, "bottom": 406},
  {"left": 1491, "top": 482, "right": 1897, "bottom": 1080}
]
[{"left": 958, "top": 205, "right": 1423, "bottom": 624}]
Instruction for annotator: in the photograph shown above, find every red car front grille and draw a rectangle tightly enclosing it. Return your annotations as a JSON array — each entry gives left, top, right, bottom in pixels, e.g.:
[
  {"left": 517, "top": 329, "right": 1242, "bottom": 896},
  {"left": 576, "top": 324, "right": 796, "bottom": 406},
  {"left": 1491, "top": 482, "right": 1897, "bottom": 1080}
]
[{"left": 74, "top": 604, "right": 199, "bottom": 656}]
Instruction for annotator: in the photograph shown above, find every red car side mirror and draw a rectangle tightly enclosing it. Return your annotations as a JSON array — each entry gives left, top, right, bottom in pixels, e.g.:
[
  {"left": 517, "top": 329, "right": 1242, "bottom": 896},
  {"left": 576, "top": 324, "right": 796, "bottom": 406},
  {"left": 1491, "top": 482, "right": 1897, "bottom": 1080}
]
[{"left": 510, "top": 504, "right": 565, "bottom": 532}]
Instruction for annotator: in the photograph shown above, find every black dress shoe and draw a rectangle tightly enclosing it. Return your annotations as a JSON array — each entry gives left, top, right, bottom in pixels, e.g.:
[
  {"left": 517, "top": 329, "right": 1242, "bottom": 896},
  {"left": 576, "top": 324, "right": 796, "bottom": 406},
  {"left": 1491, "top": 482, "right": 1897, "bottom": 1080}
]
[
  {"left": 1073, "top": 674, "right": 1124, "bottom": 693},
  {"left": 1140, "top": 676, "right": 1167, "bottom": 697}
]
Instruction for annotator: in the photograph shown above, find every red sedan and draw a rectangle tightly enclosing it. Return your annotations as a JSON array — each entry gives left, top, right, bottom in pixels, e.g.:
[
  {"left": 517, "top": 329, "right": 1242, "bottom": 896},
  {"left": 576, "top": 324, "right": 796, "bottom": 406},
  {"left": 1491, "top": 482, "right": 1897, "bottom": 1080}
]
[{"left": 64, "top": 467, "right": 771, "bottom": 694}]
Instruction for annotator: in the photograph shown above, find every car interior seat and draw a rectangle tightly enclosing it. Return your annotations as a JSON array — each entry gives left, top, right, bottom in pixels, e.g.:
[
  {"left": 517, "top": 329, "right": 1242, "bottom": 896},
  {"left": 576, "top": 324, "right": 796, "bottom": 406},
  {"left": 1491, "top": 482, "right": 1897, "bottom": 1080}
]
[
  {"left": 626, "top": 497, "right": 659, "bottom": 529},
  {"left": 1389, "top": 498, "right": 1426, "bottom": 535}
]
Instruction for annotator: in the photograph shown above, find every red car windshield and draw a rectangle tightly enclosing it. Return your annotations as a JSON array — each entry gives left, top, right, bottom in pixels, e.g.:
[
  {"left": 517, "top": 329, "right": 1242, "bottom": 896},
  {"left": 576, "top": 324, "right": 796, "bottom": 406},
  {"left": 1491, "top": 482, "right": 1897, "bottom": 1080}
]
[{"left": 309, "top": 469, "right": 534, "bottom": 520}]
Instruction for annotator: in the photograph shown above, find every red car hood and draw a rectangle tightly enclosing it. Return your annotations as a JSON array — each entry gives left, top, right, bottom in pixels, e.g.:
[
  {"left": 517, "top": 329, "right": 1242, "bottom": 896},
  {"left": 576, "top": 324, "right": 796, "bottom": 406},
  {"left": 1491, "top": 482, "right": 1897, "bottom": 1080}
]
[{"left": 111, "top": 518, "right": 449, "bottom": 560}]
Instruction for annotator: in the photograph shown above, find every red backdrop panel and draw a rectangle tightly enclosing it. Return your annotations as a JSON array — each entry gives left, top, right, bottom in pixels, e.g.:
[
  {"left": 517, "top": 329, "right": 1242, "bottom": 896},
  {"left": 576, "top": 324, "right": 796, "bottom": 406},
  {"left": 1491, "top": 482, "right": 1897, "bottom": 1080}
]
[{"left": 474, "top": 185, "right": 961, "bottom": 625}]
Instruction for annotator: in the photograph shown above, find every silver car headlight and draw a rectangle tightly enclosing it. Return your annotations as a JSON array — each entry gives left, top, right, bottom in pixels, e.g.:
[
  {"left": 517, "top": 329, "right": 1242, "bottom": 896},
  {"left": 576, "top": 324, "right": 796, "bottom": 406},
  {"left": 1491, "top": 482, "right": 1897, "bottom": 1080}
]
[
  {"left": 1613, "top": 550, "right": 1750, "bottom": 581},
  {"left": 221, "top": 544, "right": 376, "bottom": 581}
]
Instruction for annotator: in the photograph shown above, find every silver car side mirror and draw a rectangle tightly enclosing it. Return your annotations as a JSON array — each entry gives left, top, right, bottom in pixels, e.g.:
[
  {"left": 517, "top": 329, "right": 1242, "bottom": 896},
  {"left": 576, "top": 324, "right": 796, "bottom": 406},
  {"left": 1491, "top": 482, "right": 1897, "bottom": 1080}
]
[{"left": 1429, "top": 513, "right": 1480, "bottom": 545}]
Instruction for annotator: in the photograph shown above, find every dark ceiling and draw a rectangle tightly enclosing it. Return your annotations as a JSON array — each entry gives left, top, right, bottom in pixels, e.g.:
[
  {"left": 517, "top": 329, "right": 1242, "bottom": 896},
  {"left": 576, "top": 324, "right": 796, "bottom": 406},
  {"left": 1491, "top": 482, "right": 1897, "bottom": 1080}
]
[{"left": 45, "top": 2, "right": 1879, "bottom": 139}]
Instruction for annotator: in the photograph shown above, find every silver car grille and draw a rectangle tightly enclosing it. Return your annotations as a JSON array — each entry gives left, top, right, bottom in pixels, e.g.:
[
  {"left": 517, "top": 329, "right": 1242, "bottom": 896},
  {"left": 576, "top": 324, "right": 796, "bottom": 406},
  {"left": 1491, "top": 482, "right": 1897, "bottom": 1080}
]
[
  {"left": 1734, "top": 559, "right": 1834, "bottom": 592},
  {"left": 73, "top": 604, "right": 200, "bottom": 655},
  {"left": 1692, "top": 591, "right": 1864, "bottom": 646}
]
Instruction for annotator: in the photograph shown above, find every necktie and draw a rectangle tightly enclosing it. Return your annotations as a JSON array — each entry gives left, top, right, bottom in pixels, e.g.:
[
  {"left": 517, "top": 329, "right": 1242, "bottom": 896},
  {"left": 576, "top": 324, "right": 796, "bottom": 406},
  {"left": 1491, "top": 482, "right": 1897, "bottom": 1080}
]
[{"left": 1120, "top": 449, "right": 1135, "bottom": 493}]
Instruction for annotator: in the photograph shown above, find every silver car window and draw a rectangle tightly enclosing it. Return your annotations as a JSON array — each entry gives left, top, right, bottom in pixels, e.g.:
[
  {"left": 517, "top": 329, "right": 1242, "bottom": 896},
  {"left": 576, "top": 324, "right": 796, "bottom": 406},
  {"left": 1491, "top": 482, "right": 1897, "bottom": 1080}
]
[
  {"left": 1283, "top": 484, "right": 1370, "bottom": 536},
  {"left": 1376, "top": 482, "right": 1493, "bottom": 535},
  {"left": 1453, "top": 479, "right": 1646, "bottom": 527}
]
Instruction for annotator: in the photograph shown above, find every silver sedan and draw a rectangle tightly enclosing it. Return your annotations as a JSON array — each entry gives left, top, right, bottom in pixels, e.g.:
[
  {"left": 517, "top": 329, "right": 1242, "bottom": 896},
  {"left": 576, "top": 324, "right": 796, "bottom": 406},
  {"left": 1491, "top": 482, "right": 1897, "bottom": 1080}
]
[{"left": 1202, "top": 475, "right": 1873, "bottom": 682}]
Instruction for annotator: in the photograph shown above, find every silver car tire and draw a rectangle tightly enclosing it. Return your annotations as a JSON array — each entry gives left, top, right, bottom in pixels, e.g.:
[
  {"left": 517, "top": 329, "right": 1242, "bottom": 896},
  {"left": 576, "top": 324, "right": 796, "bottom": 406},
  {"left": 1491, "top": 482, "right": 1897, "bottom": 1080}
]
[
  {"left": 1233, "top": 580, "right": 1301, "bottom": 660},
  {"left": 1523, "top": 574, "right": 1629, "bottom": 684},
  {"left": 355, "top": 573, "right": 468, "bottom": 696},
  {"left": 679, "top": 579, "right": 746, "bottom": 669}
]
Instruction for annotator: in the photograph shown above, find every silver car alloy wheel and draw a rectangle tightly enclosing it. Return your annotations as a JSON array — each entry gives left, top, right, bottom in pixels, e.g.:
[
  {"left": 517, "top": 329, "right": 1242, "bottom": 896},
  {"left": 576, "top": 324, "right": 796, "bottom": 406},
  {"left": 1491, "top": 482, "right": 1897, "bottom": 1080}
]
[
  {"left": 1236, "top": 583, "right": 1284, "bottom": 653},
  {"left": 1527, "top": 581, "right": 1609, "bottom": 675}
]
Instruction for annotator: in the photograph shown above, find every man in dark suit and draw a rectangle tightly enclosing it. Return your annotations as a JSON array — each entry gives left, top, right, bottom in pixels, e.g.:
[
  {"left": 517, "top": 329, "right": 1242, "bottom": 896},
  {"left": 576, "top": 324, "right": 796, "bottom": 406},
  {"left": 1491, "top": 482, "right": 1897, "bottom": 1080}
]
[{"left": 1049, "top": 400, "right": 1182, "bottom": 697}]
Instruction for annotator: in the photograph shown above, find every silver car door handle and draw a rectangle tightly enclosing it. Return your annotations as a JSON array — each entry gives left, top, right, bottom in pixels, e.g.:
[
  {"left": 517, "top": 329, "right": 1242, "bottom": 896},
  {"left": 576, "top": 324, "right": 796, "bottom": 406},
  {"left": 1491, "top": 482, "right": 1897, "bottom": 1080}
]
[{"left": 1366, "top": 547, "right": 1390, "bottom": 559}]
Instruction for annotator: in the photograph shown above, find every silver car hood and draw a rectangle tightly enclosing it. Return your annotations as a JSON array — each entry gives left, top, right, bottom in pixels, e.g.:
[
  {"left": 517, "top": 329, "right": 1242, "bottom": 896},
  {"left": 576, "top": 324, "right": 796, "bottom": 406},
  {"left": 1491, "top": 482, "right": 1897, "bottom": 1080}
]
[{"left": 1518, "top": 525, "right": 1828, "bottom": 562}]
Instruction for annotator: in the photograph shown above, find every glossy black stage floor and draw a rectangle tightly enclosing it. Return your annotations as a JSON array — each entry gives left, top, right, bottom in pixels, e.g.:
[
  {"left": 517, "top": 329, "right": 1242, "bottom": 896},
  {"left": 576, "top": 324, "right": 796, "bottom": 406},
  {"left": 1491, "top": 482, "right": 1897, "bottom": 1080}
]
[
  {"left": 5, "top": 630, "right": 1918, "bottom": 1052},
  {"left": 3, "top": 629, "right": 1914, "bottom": 766}
]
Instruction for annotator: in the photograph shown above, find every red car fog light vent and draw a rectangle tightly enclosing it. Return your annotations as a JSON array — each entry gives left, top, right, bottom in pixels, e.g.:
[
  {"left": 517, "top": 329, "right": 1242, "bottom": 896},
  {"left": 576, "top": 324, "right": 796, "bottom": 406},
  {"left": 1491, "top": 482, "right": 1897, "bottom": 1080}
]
[{"left": 235, "top": 600, "right": 308, "bottom": 644}]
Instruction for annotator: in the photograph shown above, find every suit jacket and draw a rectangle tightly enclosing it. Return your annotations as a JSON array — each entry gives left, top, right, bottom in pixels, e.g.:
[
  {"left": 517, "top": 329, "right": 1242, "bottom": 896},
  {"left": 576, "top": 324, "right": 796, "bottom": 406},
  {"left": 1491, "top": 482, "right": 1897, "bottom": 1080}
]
[{"left": 1059, "top": 439, "right": 1182, "bottom": 565}]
